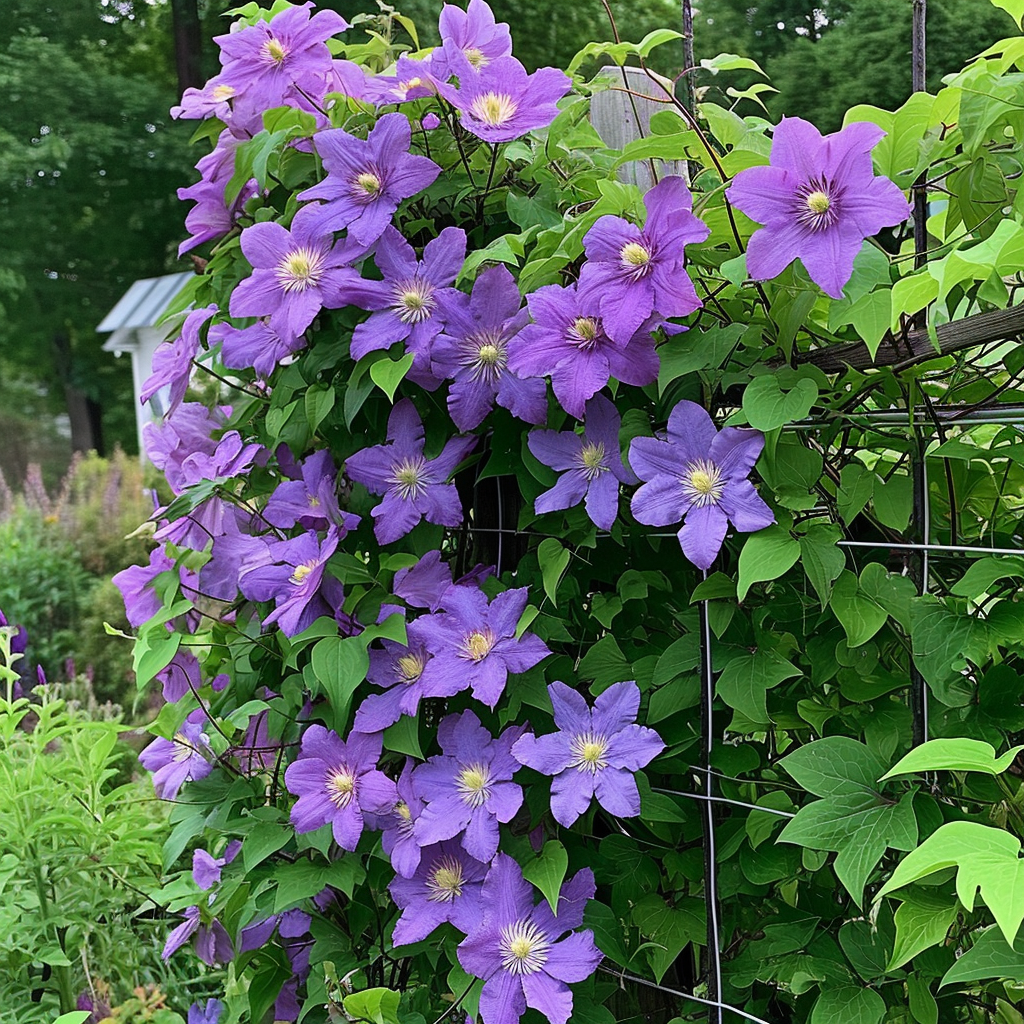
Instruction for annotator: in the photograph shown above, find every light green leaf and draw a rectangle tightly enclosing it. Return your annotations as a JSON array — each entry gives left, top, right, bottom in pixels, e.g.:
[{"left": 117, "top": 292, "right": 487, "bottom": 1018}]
[
  {"left": 940, "top": 926, "right": 1024, "bottom": 987},
  {"left": 244, "top": 820, "right": 292, "bottom": 871},
  {"left": 831, "top": 569, "right": 888, "bottom": 648},
  {"left": 342, "top": 989, "right": 402, "bottom": 1024},
  {"left": 991, "top": 0, "right": 1024, "bottom": 28},
  {"left": 537, "top": 538, "right": 571, "bottom": 608},
  {"left": 889, "top": 893, "right": 959, "bottom": 970},
  {"left": 877, "top": 821, "right": 1024, "bottom": 945},
  {"left": 882, "top": 738, "right": 1024, "bottom": 780},
  {"left": 737, "top": 524, "right": 800, "bottom": 601},
  {"left": 310, "top": 635, "right": 369, "bottom": 731},
  {"left": 780, "top": 737, "right": 888, "bottom": 799},
  {"left": 700, "top": 52, "right": 766, "bottom": 76},
  {"left": 950, "top": 555, "right": 1024, "bottom": 598},
  {"left": 304, "top": 385, "right": 335, "bottom": 432},
  {"left": 742, "top": 375, "right": 818, "bottom": 431},
  {"left": 810, "top": 984, "right": 885, "bottom": 1024},
  {"left": 848, "top": 289, "right": 892, "bottom": 359},
  {"left": 369, "top": 353, "right": 414, "bottom": 402},
  {"left": 716, "top": 648, "right": 800, "bottom": 724},
  {"left": 52, "top": 1014, "right": 92, "bottom": 1024},
  {"left": 522, "top": 840, "right": 568, "bottom": 914}
]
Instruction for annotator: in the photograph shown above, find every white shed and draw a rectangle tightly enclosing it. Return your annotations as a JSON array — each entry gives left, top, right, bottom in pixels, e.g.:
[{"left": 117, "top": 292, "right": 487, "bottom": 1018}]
[{"left": 96, "top": 272, "right": 192, "bottom": 457}]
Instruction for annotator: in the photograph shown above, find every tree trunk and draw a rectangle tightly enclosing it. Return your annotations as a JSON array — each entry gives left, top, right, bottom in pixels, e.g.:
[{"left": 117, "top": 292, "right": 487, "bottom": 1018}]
[{"left": 171, "top": 0, "right": 204, "bottom": 94}]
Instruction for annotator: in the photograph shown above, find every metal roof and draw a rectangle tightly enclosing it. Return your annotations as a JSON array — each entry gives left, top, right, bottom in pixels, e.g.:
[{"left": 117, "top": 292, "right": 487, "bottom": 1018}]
[{"left": 95, "top": 272, "right": 192, "bottom": 334}]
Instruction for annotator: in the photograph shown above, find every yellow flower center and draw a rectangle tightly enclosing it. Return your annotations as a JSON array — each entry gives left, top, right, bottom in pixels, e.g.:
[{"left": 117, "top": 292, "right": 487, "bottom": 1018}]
[
  {"left": 289, "top": 559, "right": 318, "bottom": 586},
  {"left": 620, "top": 242, "right": 651, "bottom": 267},
  {"left": 681, "top": 458, "right": 724, "bottom": 507},
  {"left": 426, "top": 856, "right": 466, "bottom": 902},
  {"left": 326, "top": 768, "right": 356, "bottom": 808},
  {"left": 464, "top": 47, "right": 487, "bottom": 69},
  {"left": 571, "top": 317, "right": 599, "bottom": 343},
  {"left": 499, "top": 920, "right": 550, "bottom": 975},
  {"left": 580, "top": 442, "right": 606, "bottom": 472},
  {"left": 569, "top": 731, "right": 609, "bottom": 773},
  {"left": 397, "top": 652, "right": 425, "bottom": 683},
  {"left": 262, "top": 38, "right": 287, "bottom": 64},
  {"left": 455, "top": 763, "right": 492, "bottom": 807},
  {"left": 462, "top": 630, "right": 495, "bottom": 662},
  {"left": 212, "top": 84, "right": 236, "bottom": 102},
  {"left": 396, "top": 800, "right": 412, "bottom": 821},
  {"left": 478, "top": 343, "right": 501, "bottom": 365},
  {"left": 275, "top": 246, "right": 326, "bottom": 293},
  {"left": 355, "top": 171, "right": 382, "bottom": 195},
  {"left": 392, "top": 279, "right": 436, "bottom": 324},
  {"left": 806, "top": 190, "right": 830, "bottom": 215},
  {"left": 469, "top": 92, "right": 517, "bottom": 126},
  {"left": 172, "top": 732, "right": 194, "bottom": 762},
  {"left": 388, "top": 456, "right": 428, "bottom": 500}
]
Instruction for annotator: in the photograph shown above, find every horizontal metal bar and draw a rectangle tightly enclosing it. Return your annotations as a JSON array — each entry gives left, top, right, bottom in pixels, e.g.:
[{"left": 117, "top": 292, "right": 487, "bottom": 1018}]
[
  {"left": 784, "top": 404, "right": 1024, "bottom": 430},
  {"left": 838, "top": 539, "right": 1024, "bottom": 556},
  {"left": 599, "top": 965, "right": 774, "bottom": 1024},
  {"left": 653, "top": 787, "right": 796, "bottom": 818}
]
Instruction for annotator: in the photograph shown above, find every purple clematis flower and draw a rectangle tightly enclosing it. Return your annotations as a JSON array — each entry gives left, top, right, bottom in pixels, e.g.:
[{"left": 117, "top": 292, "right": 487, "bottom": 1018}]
[
  {"left": 431, "top": 0, "right": 513, "bottom": 79},
  {"left": 163, "top": 904, "right": 233, "bottom": 966},
  {"left": 508, "top": 284, "right": 658, "bottom": 419},
  {"left": 214, "top": 3, "right": 347, "bottom": 112},
  {"left": 390, "top": 839, "right": 488, "bottom": 945},
  {"left": 214, "top": 318, "right": 306, "bottom": 378},
  {"left": 527, "top": 395, "right": 637, "bottom": 531},
  {"left": 512, "top": 680, "right": 664, "bottom": 826},
  {"left": 629, "top": 400, "right": 775, "bottom": 570},
  {"left": 238, "top": 526, "right": 345, "bottom": 637},
  {"left": 112, "top": 548, "right": 176, "bottom": 628},
  {"left": 139, "top": 709, "right": 215, "bottom": 800},
  {"left": 345, "top": 399, "right": 476, "bottom": 545},
  {"left": 415, "top": 585, "right": 549, "bottom": 708},
  {"left": 343, "top": 225, "right": 467, "bottom": 389},
  {"left": 577, "top": 175, "right": 709, "bottom": 344},
  {"left": 141, "top": 305, "right": 218, "bottom": 415},
  {"left": 436, "top": 54, "right": 570, "bottom": 144},
  {"left": 725, "top": 117, "right": 911, "bottom": 299},
  {"left": 364, "top": 55, "right": 438, "bottom": 106},
  {"left": 393, "top": 549, "right": 493, "bottom": 612},
  {"left": 457, "top": 855, "right": 601, "bottom": 1024},
  {"left": 157, "top": 649, "right": 229, "bottom": 704},
  {"left": 412, "top": 710, "right": 525, "bottom": 862},
  {"left": 188, "top": 999, "right": 225, "bottom": 1024},
  {"left": 193, "top": 840, "right": 242, "bottom": 891},
  {"left": 376, "top": 759, "right": 427, "bottom": 878},
  {"left": 285, "top": 724, "right": 397, "bottom": 851},
  {"left": 353, "top": 616, "right": 464, "bottom": 734},
  {"left": 298, "top": 112, "right": 440, "bottom": 245},
  {"left": 432, "top": 265, "right": 546, "bottom": 430},
  {"left": 229, "top": 204, "right": 367, "bottom": 346},
  {"left": 263, "top": 449, "right": 358, "bottom": 532}
]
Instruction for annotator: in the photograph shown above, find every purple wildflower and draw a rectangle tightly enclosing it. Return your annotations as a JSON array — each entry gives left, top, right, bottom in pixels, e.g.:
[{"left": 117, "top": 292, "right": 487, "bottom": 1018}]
[
  {"left": 112, "top": 548, "right": 176, "bottom": 628},
  {"left": 577, "top": 175, "right": 709, "bottom": 344},
  {"left": 214, "top": 318, "right": 306, "bottom": 378},
  {"left": 229, "top": 204, "right": 367, "bottom": 345},
  {"left": 377, "top": 759, "right": 426, "bottom": 877},
  {"left": 344, "top": 225, "right": 467, "bottom": 389},
  {"left": 432, "top": 0, "right": 513, "bottom": 78},
  {"left": 390, "top": 839, "right": 488, "bottom": 945},
  {"left": 163, "top": 904, "right": 233, "bottom": 966},
  {"left": 188, "top": 1000, "right": 225, "bottom": 1024},
  {"left": 527, "top": 395, "right": 637, "bottom": 531},
  {"left": 393, "top": 549, "right": 493, "bottom": 612},
  {"left": 508, "top": 285, "right": 658, "bottom": 419},
  {"left": 457, "top": 855, "right": 601, "bottom": 1024},
  {"left": 629, "top": 400, "right": 775, "bottom": 570},
  {"left": 298, "top": 112, "right": 441, "bottom": 245},
  {"left": 139, "top": 709, "right": 215, "bottom": 800},
  {"left": 193, "top": 841, "right": 242, "bottom": 891},
  {"left": 344, "top": 399, "right": 476, "bottom": 545},
  {"left": 214, "top": 3, "right": 347, "bottom": 112},
  {"left": 364, "top": 55, "right": 438, "bottom": 106},
  {"left": 432, "top": 265, "right": 546, "bottom": 430},
  {"left": 263, "top": 449, "right": 358, "bottom": 532},
  {"left": 436, "top": 55, "right": 570, "bottom": 144},
  {"left": 412, "top": 711, "right": 525, "bottom": 862},
  {"left": 284, "top": 725, "right": 397, "bottom": 851},
  {"left": 512, "top": 681, "right": 664, "bottom": 826},
  {"left": 238, "top": 527, "right": 345, "bottom": 637},
  {"left": 140, "top": 305, "right": 217, "bottom": 414},
  {"left": 414, "top": 586, "right": 549, "bottom": 708},
  {"left": 157, "top": 649, "right": 229, "bottom": 704},
  {"left": 143, "top": 403, "right": 227, "bottom": 494},
  {"left": 352, "top": 616, "right": 463, "bottom": 734},
  {"left": 726, "top": 117, "right": 911, "bottom": 299}
]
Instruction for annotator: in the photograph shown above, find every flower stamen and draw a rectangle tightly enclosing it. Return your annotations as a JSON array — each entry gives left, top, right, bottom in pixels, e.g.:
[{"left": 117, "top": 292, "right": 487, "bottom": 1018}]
[
  {"left": 455, "top": 763, "right": 492, "bottom": 807},
  {"left": 326, "top": 767, "right": 356, "bottom": 808},
  {"left": 499, "top": 920, "right": 551, "bottom": 975},
  {"left": 569, "top": 731, "right": 609, "bottom": 773},
  {"left": 425, "top": 855, "right": 466, "bottom": 902},
  {"left": 681, "top": 458, "right": 725, "bottom": 507},
  {"left": 391, "top": 278, "right": 437, "bottom": 324},
  {"left": 275, "top": 246, "right": 327, "bottom": 293},
  {"left": 469, "top": 92, "right": 517, "bottom": 126},
  {"left": 388, "top": 456, "right": 430, "bottom": 500}
]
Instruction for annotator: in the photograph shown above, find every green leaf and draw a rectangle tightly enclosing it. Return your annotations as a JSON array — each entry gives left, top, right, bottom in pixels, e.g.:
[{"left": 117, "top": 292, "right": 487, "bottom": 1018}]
[
  {"left": 304, "top": 385, "right": 335, "bottom": 433},
  {"left": 940, "top": 926, "right": 1024, "bottom": 987},
  {"left": 889, "top": 893, "right": 958, "bottom": 970},
  {"left": 883, "top": 738, "right": 1024, "bottom": 779},
  {"left": 657, "top": 323, "right": 744, "bottom": 393},
  {"left": 521, "top": 840, "right": 568, "bottom": 914},
  {"left": 910, "top": 597, "right": 976, "bottom": 707},
  {"left": 950, "top": 555, "right": 1024, "bottom": 598},
  {"left": 810, "top": 985, "right": 885, "bottom": 1024},
  {"left": 52, "top": 1014, "right": 92, "bottom": 1024},
  {"left": 578, "top": 635, "right": 632, "bottom": 691},
  {"left": 872, "top": 473, "right": 913, "bottom": 532},
  {"left": 244, "top": 820, "right": 292, "bottom": 871},
  {"left": 877, "top": 821, "right": 1024, "bottom": 945},
  {"left": 798, "top": 522, "right": 845, "bottom": 606},
  {"left": 742, "top": 375, "right": 818, "bottom": 431},
  {"left": 630, "top": 894, "right": 704, "bottom": 983},
  {"left": 716, "top": 648, "right": 800, "bottom": 724},
  {"left": 133, "top": 629, "right": 181, "bottom": 689},
  {"left": 831, "top": 569, "right": 888, "bottom": 648},
  {"left": 991, "top": 0, "right": 1024, "bottom": 28},
  {"left": 700, "top": 52, "right": 767, "bottom": 76},
  {"left": 369, "top": 353, "right": 414, "bottom": 402},
  {"left": 737, "top": 524, "right": 800, "bottom": 601},
  {"left": 310, "top": 635, "right": 369, "bottom": 731},
  {"left": 343, "top": 989, "right": 402, "bottom": 1024},
  {"left": 538, "top": 537, "right": 571, "bottom": 608},
  {"left": 847, "top": 289, "right": 892, "bottom": 359},
  {"left": 781, "top": 737, "right": 888, "bottom": 799}
]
